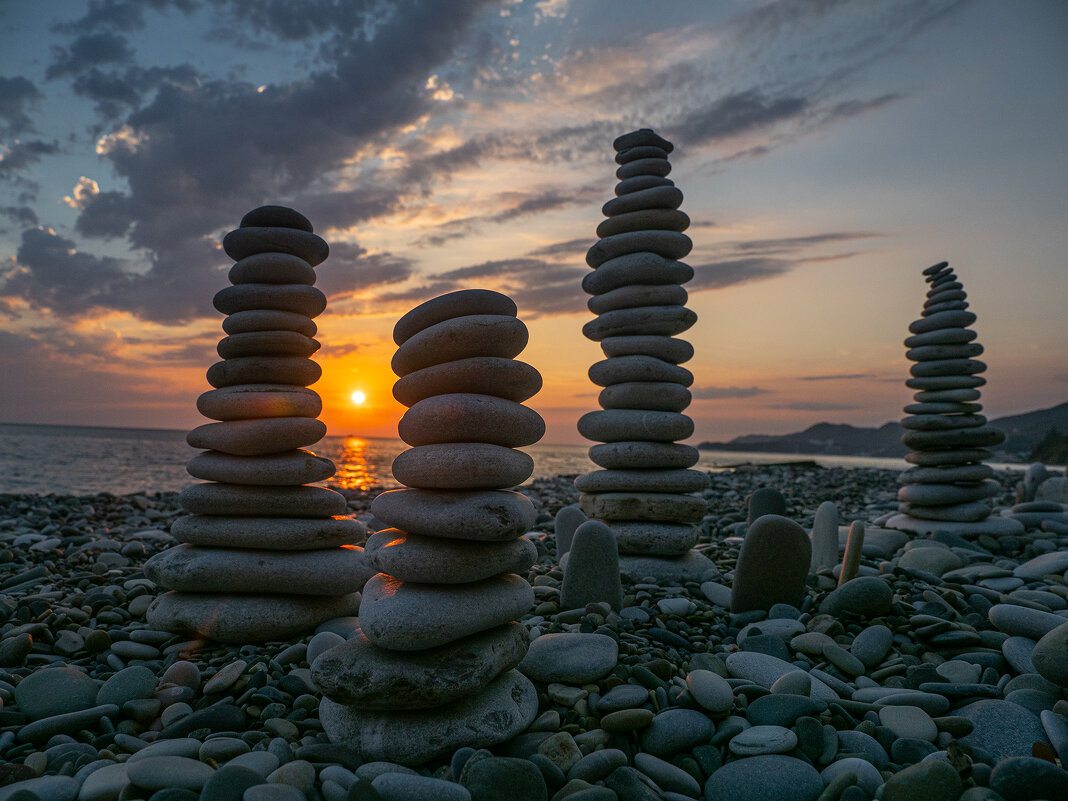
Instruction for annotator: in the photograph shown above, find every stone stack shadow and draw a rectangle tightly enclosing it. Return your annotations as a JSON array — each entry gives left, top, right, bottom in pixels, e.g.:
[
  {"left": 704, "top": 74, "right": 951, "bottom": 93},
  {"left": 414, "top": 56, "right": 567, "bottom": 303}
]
[
  {"left": 576, "top": 129, "right": 713, "bottom": 582},
  {"left": 886, "top": 261, "right": 1023, "bottom": 537},
  {"left": 146, "top": 206, "right": 370, "bottom": 643},
  {"left": 314, "top": 289, "right": 542, "bottom": 765}
]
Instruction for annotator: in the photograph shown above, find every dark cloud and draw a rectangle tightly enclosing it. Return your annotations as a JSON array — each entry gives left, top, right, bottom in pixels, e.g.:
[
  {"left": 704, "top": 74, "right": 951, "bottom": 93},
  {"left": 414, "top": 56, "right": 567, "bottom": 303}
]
[
  {"left": 800, "top": 373, "right": 874, "bottom": 381},
  {"left": 56, "top": 0, "right": 199, "bottom": 34},
  {"left": 689, "top": 257, "right": 795, "bottom": 291},
  {"left": 315, "top": 242, "right": 416, "bottom": 300},
  {"left": 71, "top": 64, "right": 200, "bottom": 121},
  {"left": 47, "top": 32, "right": 136, "bottom": 79},
  {"left": 0, "top": 205, "right": 38, "bottom": 227},
  {"left": 766, "top": 401, "right": 861, "bottom": 411},
  {"left": 0, "top": 76, "right": 42, "bottom": 136},
  {"left": 670, "top": 90, "right": 808, "bottom": 148},
  {"left": 75, "top": 191, "right": 133, "bottom": 238},
  {"left": 693, "top": 386, "right": 772, "bottom": 399},
  {"left": 527, "top": 238, "right": 594, "bottom": 259},
  {"left": 216, "top": 0, "right": 393, "bottom": 43},
  {"left": 730, "top": 232, "right": 882, "bottom": 255},
  {"left": 0, "top": 140, "right": 60, "bottom": 177}
]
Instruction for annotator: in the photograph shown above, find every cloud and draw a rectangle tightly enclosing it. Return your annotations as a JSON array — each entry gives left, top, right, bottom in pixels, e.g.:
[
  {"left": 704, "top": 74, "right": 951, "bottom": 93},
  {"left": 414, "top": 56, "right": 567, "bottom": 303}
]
[
  {"left": 75, "top": 190, "right": 133, "bottom": 238},
  {"left": 71, "top": 64, "right": 201, "bottom": 121},
  {"left": 766, "top": 402, "right": 861, "bottom": 411},
  {"left": 0, "top": 205, "right": 38, "bottom": 227},
  {"left": 0, "top": 140, "right": 61, "bottom": 177},
  {"left": 315, "top": 242, "right": 416, "bottom": 301},
  {"left": 730, "top": 232, "right": 883, "bottom": 255},
  {"left": 64, "top": 176, "right": 100, "bottom": 210},
  {"left": 47, "top": 32, "right": 136, "bottom": 79},
  {"left": 527, "top": 238, "right": 594, "bottom": 259},
  {"left": 56, "top": 0, "right": 199, "bottom": 34},
  {"left": 800, "top": 373, "right": 874, "bottom": 381},
  {"left": 0, "top": 76, "right": 43, "bottom": 136},
  {"left": 689, "top": 257, "right": 795, "bottom": 290},
  {"left": 670, "top": 90, "right": 808, "bottom": 148},
  {"left": 693, "top": 386, "right": 772, "bottom": 399}
]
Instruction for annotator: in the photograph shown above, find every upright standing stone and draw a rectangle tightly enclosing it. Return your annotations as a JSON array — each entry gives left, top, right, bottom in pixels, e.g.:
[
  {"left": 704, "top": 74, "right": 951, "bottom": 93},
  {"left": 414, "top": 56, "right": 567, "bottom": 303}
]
[
  {"left": 555, "top": 504, "right": 587, "bottom": 558},
  {"left": 314, "top": 289, "right": 541, "bottom": 765},
  {"left": 810, "top": 501, "right": 839, "bottom": 573},
  {"left": 560, "top": 520, "right": 623, "bottom": 611},
  {"left": 886, "top": 262, "right": 1023, "bottom": 537},
  {"left": 731, "top": 515, "right": 811, "bottom": 613},
  {"left": 747, "top": 488, "right": 787, "bottom": 527},
  {"left": 146, "top": 206, "right": 369, "bottom": 643},
  {"left": 575, "top": 129, "right": 713, "bottom": 583}
]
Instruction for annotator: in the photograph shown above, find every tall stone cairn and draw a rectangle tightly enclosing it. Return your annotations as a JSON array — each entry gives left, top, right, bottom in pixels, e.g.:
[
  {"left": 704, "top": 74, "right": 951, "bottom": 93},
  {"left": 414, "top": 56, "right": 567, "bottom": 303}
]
[
  {"left": 314, "top": 289, "right": 542, "bottom": 766},
  {"left": 885, "top": 261, "right": 1023, "bottom": 537},
  {"left": 576, "top": 129, "right": 714, "bottom": 583},
  {"left": 145, "top": 205, "right": 371, "bottom": 643}
]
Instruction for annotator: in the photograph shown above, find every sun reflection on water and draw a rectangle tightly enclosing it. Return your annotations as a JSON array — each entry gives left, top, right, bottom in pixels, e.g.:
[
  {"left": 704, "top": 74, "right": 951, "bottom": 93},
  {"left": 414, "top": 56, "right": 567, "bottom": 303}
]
[{"left": 331, "top": 437, "right": 382, "bottom": 491}]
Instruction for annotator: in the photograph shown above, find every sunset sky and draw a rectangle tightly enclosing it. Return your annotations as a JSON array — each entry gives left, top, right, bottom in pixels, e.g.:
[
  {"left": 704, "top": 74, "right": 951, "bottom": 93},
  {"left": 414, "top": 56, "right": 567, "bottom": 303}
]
[{"left": 1, "top": 0, "right": 1065, "bottom": 445}]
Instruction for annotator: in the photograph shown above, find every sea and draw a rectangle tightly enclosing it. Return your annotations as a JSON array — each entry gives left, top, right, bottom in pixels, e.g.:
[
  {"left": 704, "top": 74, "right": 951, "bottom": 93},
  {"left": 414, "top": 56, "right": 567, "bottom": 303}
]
[{"left": 0, "top": 422, "right": 1029, "bottom": 497}]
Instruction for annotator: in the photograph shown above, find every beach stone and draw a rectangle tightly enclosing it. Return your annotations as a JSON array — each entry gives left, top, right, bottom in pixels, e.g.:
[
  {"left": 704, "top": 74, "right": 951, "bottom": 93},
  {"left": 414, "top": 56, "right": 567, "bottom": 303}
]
[
  {"left": 640, "top": 708, "right": 714, "bottom": 756},
  {"left": 206, "top": 355, "right": 322, "bottom": 388},
  {"left": 988, "top": 604, "right": 1067, "bottom": 639},
  {"left": 725, "top": 652, "right": 837, "bottom": 700},
  {"left": 588, "top": 355, "right": 693, "bottom": 387},
  {"left": 0, "top": 632, "right": 33, "bottom": 667},
  {"left": 320, "top": 670, "right": 537, "bottom": 766},
  {"left": 955, "top": 699, "right": 1050, "bottom": 760},
  {"left": 126, "top": 756, "right": 214, "bottom": 791},
  {"left": 821, "top": 758, "right": 882, "bottom": 796},
  {"left": 213, "top": 283, "right": 326, "bottom": 317},
  {"left": 747, "top": 488, "right": 787, "bottom": 526},
  {"left": 610, "top": 521, "right": 699, "bottom": 555},
  {"left": 399, "top": 393, "right": 544, "bottom": 447},
  {"left": 0, "top": 777, "right": 81, "bottom": 801},
  {"left": 244, "top": 787, "right": 305, "bottom": 801},
  {"left": 221, "top": 308, "right": 317, "bottom": 337},
  {"left": 583, "top": 255, "right": 693, "bottom": 299},
  {"left": 16, "top": 703, "right": 119, "bottom": 743},
  {"left": 599, "top": 334, "right": 694, "bottom": 364},
  {"left": 186, "top": 449, "right": 334, "bottom": 485},
  {"left": 851, "top": 624, "right": 893, "bottom": 668},
  {"left": 990, "top": 755, "right": 1068, "bottom": 801},
  {"left": 579, "top": 491, "right": 706, "bottom": 522},
  {"left": 372, "top": 773, "right": 472, "bottom": 801},
  {"left": 77, "top": 762, "right": 130, "bottom": 801},
  {"left": 633, "top": 752, "right": 700, "bottom": 797},
  {"left": 171, "top": 515, "right": 363, "bottom": 550},
  {"left": 392, "top": 315, "right": 528, "bottom": 376},
  {"left": 1032, "top": 621, "right": 1068, "bottom": 688},
  {"left": 578, "top": 409, "right": 693, "bottom": 442},
  {"left": 197, "top": 764, "right": 261, "bottom": 800},
  {"left": 602, "top": 185, "right": 683, "bottom": 218},
  {"left": 596, "top": 207, "right": 688, "bottom": 238},
  {"left": 880, "top": 705, "right": 938, "bottom": 741},
  {"left": 731, "top": 515, "right": 811, "bottom": 613},
  {"left": 702, "top": 755, "right": 822, "bottom": 801},
  {"left": 588, "top": 441, "right": 699, "bottom": 469},
  {"left": 898, "top": 546, "right": 963, "bottom": 575},
  {"left": 392, "top": 443, "right": 533, "bottom": 489},
  {"left": 587, "top": 282, "right": 688, "bottom": 313},
  {"left": 586, "top": 228, "right": 691, "bottom": 268},
  {"left": 819, "top": 576, "right": 892, "bottom": 618},
  {"left": 178, "top": 482, "right": 345, "bottom": 517},
  {"left": 13, "top": 666, "right": 99, "bottom": 721},
  {"left": 97, "top": 665, "right": 155, "bottom": 708},
  {"left": 147, "top": 592, "right": 360, "bottom": 643},
  {"left": 365, "top": 529, "right": 536, "bottom": 584},
  {"left": 618, "top": 550, "right": 718, "bottom": 583},
  {"left": 575, "top": 469, "right": 708, "bottom": 494},
  {"left": 222, "top": 226, "right": 328, "bottom": 265},
  {"left": 1015, "top": 551, "right": 1068, "bottom": 579},
  {"left": 745, "top": 694, "right": 825, "bottom": 727},
  {"left": 598, "top": 381, "right": 691, "bottom": 411},
  {"left": 186, "top": 418, "right": 326, "bottom": 456},
  {"left": 240, "top": 203, "right": 315, "bottom": 229},
  {"left": 216, "top": 329, "right": 319, "bottom": 359},
  {"left": 393, "top": 289, "right": 517, "bottom": 345},
  {"left": 554, "top": 504, "right": 586, "bottom": 557},
  {"left": 519, "top": 633, "right": 618, "bottom": 684},
  {"left": 582, "top": 305, "right": 697, "bottom": 340},
  {"left": 729, "top": 725, "right": 797, "bottom": 756},
  {"left": 370, "top": 488, "right": 535, "bottom": 541},
  {"left": 560, "top": 521, "right": 622, "bottom": 611},
  {"left": 145, "top": 543, "right": 373, "bottom": 595},
  {"left": 196, "top": 384, "right": 321, "bottom": 421},
  {"left": 392, "top": 357, "right": 542, "bottom": 406},
  {"left": 228, "top": 251, "right": 315, "bottom": 284},
  {"left": 686, "top": 670, "right": 735, "bottom": 714},
  {"left": 359, "top": 573, "right": 534, "bottom": 650},
  {"left": 810, "top": 501, "right": 839, "bottom": 572},
  {"left": 460, "top": 756, "right": 546, "bottom": 801},
  {"left": 312, "top": 623, "right": 528, "bottom": 710}
]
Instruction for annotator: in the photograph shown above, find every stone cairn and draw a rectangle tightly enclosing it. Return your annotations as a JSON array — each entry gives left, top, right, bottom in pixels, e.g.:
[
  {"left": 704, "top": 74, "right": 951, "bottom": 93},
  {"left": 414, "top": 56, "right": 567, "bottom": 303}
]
[
  {"left": 314, "top": 289, "right": 542, "bottom": 766},
  {"left": 146, "top": 206, "right": 371, "bottom": 643},
  {"left": 575, "top": 129, "right": 713, "bottom": 583},
  {"left": 885, "top": 261, "right": 1023, "bottom": 537}
]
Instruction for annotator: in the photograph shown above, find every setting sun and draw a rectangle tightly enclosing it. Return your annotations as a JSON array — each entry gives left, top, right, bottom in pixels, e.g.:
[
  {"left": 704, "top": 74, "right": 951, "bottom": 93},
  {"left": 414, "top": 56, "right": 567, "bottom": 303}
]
[{"left": 350, "top": 390, "right": 367, "bottom": 406}]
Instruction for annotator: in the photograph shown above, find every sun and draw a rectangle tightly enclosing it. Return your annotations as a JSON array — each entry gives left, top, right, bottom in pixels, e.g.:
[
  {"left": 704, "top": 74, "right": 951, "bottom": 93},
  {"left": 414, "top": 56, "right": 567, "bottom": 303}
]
[{"left": 350, "top": 390, "right": 367, "bottom": 406}]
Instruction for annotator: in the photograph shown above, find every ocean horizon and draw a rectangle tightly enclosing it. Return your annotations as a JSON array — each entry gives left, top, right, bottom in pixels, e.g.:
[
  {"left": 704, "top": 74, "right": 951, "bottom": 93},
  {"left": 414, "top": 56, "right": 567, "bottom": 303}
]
[{"left": 0, "top": 421, "right": 1031, "bottom": 497}]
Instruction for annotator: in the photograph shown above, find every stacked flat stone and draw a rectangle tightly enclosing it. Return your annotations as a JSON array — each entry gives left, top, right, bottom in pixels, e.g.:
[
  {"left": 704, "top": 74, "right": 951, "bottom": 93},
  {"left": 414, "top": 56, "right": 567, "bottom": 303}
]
[
  {"left": 146, "top": 206, "right": 370, "bottom": 643},
  {"left": 576, "top": 129, "right": 713, "bottom": 583},
  {"left": 314, "top": 289, "right": 542, "bottom": 765},
  {"left": 886, "top": 261, "right": 1023, "bottom": 537}
]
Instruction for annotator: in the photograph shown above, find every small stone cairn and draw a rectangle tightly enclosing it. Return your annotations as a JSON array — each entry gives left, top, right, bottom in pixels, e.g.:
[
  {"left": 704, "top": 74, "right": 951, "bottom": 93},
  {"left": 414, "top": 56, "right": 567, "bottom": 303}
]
[
  {"left": 314, "top": 289, "right": 542, "bottom": 765},
  {"left": 145, "top": 206, "right": 370, "bottom": 643},
  {"left": 576, "top": 129, "right": 713, "bottom": 582},
  {"left": 886, "top": 261, "right": 1023, "bottom": 536}
]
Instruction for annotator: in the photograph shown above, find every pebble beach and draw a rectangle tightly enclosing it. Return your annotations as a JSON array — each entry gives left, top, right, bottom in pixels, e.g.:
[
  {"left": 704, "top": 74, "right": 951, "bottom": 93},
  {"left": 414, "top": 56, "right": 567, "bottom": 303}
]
[{"left": 3, "top": 463, "right": 1068, "bottom": 801}]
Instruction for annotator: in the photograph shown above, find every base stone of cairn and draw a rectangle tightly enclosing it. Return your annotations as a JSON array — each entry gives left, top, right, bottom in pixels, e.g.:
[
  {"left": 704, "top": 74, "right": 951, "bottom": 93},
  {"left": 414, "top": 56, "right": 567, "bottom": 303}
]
[
  {"left": 575, "top": 129, "right": 714, "bottom": 584},
  {"left": 313, "top": 289, "right": 541, "bottom": 765},
  {"left": 885, "top": 261, "right": 1023, "bottom": 538},
  {"left": 146, "top": 206, "right": 371, "bottom": 643}
]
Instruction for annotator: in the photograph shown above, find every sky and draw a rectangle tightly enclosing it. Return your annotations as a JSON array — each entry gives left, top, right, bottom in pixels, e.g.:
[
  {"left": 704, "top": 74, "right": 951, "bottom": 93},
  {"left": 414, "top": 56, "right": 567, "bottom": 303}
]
[{"left": 0, "top": 0, "right": 1065, "bottom": 446}]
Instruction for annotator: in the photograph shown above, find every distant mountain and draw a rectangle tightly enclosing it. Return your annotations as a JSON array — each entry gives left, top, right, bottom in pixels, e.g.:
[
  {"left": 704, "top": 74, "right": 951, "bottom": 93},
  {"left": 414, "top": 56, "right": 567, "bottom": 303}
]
[{"left": 698, "top": 401, "right": 1068, "bottom": 462}]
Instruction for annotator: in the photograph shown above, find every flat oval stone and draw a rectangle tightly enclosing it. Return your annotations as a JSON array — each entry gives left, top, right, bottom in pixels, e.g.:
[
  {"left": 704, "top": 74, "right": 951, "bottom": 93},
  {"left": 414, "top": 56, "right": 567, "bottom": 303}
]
[
  {"left": 197, "top": 385, "right": 321, "bottom": 420},
  {"left": 587, "top": 283, "right": 687, "bottom": 313},
  {"left": 171, "top": 515, "right": 364, "bottom": 550},
  {"left": 587, "top": 231, "right": 691, "bottom": 268},
  {"left": 360, "top": 573, "right": 534, "bottom": 650},
  {"left": 578, "top": 409, "right": 693, "bottom": 442},
  {"left": 612, "top": 521, "right": 698, "bottom": 555},
  {"left": 745, "top": 694, "right": 826, "bottom": 727},
  {"left": 520, "top": 633, "right": 618, "bottom": 684},
  {"left": 583, "top": 252, "right": 693, "bottom": 295},
  {"left": 187, "top": 417, "right": 326, "bottom": 455},
  {"left": 228, "top": 252, "right": 316, "bottom": 285},
  {"left": 399, "top": 393, "right": 544, "bottom": 447},
  {"left": 725, "top": 652, "right": 837, "bottom": 700},
  {"left": 640, "top": 708, "right": 713, "bottom": 757},
  {"left": 615, "top": 175, "right": 674, "bottom": 195},
  {"left": 589, "top": 441, "right": 700, "bottom": 469},
  {"left": 906, "top": 343, "right": 983, "bottom": 362},
  {"left": 126, "top": 756, "right": 214, "bottom": 791},
  {"left": 393, "top": 289, "right": 517, "bottom": 346},
  {"left": 392, "top": 315, "right": 528, "bottom": 377},
  {"left": 319, "top": 669, "right": 537, "bottom": 766},
  {"left": 903, "top": 401, "right": 982, "bottom": 415},
  {"left": 898, "top": 500, "right": 994, "bottom": 521},
  {"left": 312, "top": 623, "right": 529, "bottom": 710},
  {"left": 589, "top": 355, "right": 693, "bottom": 387},
  {"left": 819, "top": 576, "right": 893, "bottom": 618},
  {"left": 602, "top": 185, "right": 683, "bottom": 217},
  {"left": 206, "top": 356, "right": 321, "bottom": 388},
  {"left": 909, "top": 358, "right": 986, "bottom": 377},
  {"left": 904, "top": 327, "right": 977, "bottom": 348},
  {"left": 365, "top": 528, "right": 536, "bottom": 584},
  {"left": 922, "top": 299, "right": 969, "bottom": 315},
  {"left": 575, "top": 469, "right": 709, "bottom": 493},
  {"left": 703, "top": 755, "right": 822, "bottom": 801},
  {"left": 579, "top": 492, "right": 706, "bottom": 523},
  {"left": 240, "top": 206, "right": 313, "bottom": 231},
  {"left": 924, "top": 288, "right": 968, "bottom": 305},
  {"left": 686, "top": 670, "right": 734, "bottom": 714},
  {"left": 222, "top": 309, "right": 317, "bottom": 337},
  {"left": 12, "top": 666, "right": 99, "bottom": 720},
  {"left": 616, "top": 144, "right": 669, "bottom": 163},
  {"left": 908, "top": 309, "right": 977, "bottom": 334},
  {"left": 147, "top": 591, "right": 360, "bottom": 644},
  {"left": 370, "top": 488, "right": 535, "bottom": 541},
  {"left": 879, "top": 705, "right": 937, "bottom": 741},
  {"left": 902, "top": 426, "right": 1004, "bottom": 449},
  {"left": 913, "top": 388, "right": 982, "bottom": 404},
  {"left": 144, "top": 544, "right": 373, "bottom": 595},
  {"left": 582, "top": 305, "right": 696, "bottom": 340},
  {"left": 599, "top": 382, "right": 691, "bottom": 411},
  {"left": 614, "top": 129, "right": 674, "bottom": 152},
  {"left": 955, "top": 698, "right": 1050, "bottom": 761},
  {"left": 898, "top": 480, "right": 998, "bottom": 506},
  {"left": 905, "top": 447, "right": 992, "bottom": 466},
  {"left": 988, "top": 604, "right": 1068, "bottom": 640},
  {"left": 393, "top": 357, "right": 542, "bottom": 407},
  {"left": 178, "top": 483, "right": 347, "bottom": 516},
  {"left": 905, "top": 374, "right": 986, "bottom": 390},
  {"left": 616, "top": 157, "right": 671, "bottom": 181},
  {"left": 729, "top": 725, "right": 798, "bottom": 756},
  {"left": 223, "top": 226, "right": 329, "bottom": 265},
  {"left": 187, "top": 449, "right": 334, "bottom": 484},
  {"left": 596, "top": 208, "right": 689, "bottom": 239},
  {"left": 600, "top": 335, "right": 693, "bottom": 363},
  {"left": 217, "top": 331, "right": 319, "bottom": 359},
  {"left": 214, "top": 283, "right": 326, "bottom": 317},
  {"left": 392, "top": 443, "right": 533, "bottom": 489}
]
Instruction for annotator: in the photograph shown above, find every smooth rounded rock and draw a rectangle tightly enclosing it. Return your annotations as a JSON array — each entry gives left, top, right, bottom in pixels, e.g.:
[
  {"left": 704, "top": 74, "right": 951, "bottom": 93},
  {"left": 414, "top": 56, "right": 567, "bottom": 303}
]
[
  {"left": 12, "top": 666, "right": 99, "bottom": 721},
  {"left": 370, "top": 488, "right": 535, "bottom": 541},
  {"left": 229, "top": 251, "right": 316, "bottom": 285},
  {"left": 908, "top": 309, "right": 977, "bottom": 334},
  {"left": 222, "top": 309, "right": 317, "bottom": 337},
  {"left": 217, "top": 330, "right": 319, "bottom": 359},
  {"left": 170, "top": 514, "right": 363, "bottom": 550},
  {"left": 365, "top": 528, "right": 536, "bottom": 584},
  {"left": 574, "top": 469, "right": 709, "bottom": 494},
  {"left": 578, "top": 409, "right": 693, "bottom": 442},
  {"left": 582, "top": 305, "right": 696, "bottom": 340},
  {"left": 519, "top": 633, "right": 618, "bottom": 684},
  {"left": 583, "top": 253, "right": 693, "bottom": 295},
  {"left": 702, "top": 755, "right": 822, "bottom": 801},
  {"left": 596, "top": 208, "right": 689, "bottom": 238},
  {"left": 125, "top": 756, "right": 214, "bottom": 791},
  {"left": 392, "top": 315, "right": 528, "bottom": 376},
  {"left": 206, "top": 356, "right": 321, "bottom": 388},
  {"left": 588, "top": 355, "right": 693, "bottom": 387},
  {"left": 178, "top": 482, "right": 346, "bottom": 516},
  {"left": 240, "top": 205, "right": 313, "bottom": 231},
  {"left": 399, "top": 393, "right": 544, "bottom": 447},
  {"left": 587, "top": 282, "right": 687, "bottom": 314},
  {"left": 393, "top": 289, "right": 517, "bottom": 346},
  {"left": 559, "top": 521, "right": 623, "bottom": 610},
  {"left": 186, "top": 448, "right": 334, "bottom": 484},
  {"left": 196, "top": 384, "right": 321, "bottom": 421},
  {"left": 881, "top": 759, "right": 962, "bottom": 801},
  {"left": 589, "top": 441, "right": 699, "bottom": 469},
  {"left": 213, "top": 284, "right": 326, "bottom": 317},
  {"left": 186, "top": 418, "right": 325, "bottom": 456},
  {"left": 599, "top": 335, "right": 694, "bottom": 363},
  {"left": 393, "top": 357, "right": 542, "bottom": 407},
  {"left": 1032, "top": 621, "right": 1068, "bottom": 688},
  {"left": 392, "top": 443, "right": 533, "bottom": 489},
  {"left": 598, "top": 381, "right": 691, "bottom": 411},
  {"left": 731, "top": 515, "right": 811, "bottom": 613},
  {"left": 819, "top": 576, "right": 892, "bottom": 618},
  {"left": 579, "top": 491, "right": 706, "bottom": 522},
  {"left": 640, "top": 708, "right": 713, "bottom": 757},
  {"left": 955, "top": 699, "right": 1050, "bottom": 761},
  {"left": 222, "top": 226, "right": 328, "bottom": 265},
  {"left": 602, "top": 185, "right": 684, "bottom": 217},
  {"left": 729, "top": 725, "right": 797, "bottom": 756}
]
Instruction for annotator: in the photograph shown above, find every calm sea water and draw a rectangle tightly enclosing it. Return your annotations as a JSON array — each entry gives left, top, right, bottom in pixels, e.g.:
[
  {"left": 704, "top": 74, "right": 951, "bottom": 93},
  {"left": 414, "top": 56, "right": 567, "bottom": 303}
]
[{"left": 0, "top": 422, "right": 1026, "bottom": 496}]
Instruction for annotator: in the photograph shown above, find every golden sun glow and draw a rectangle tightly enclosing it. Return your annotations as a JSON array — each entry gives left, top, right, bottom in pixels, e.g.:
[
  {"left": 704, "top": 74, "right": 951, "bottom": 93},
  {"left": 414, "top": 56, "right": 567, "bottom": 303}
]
[{"left": 350, "top": 390, "right": 367, "bottom": 405}]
